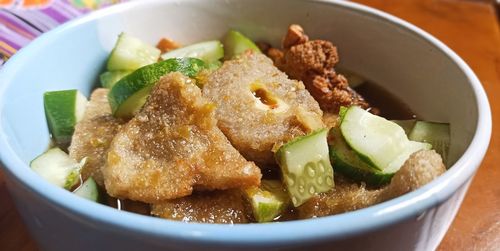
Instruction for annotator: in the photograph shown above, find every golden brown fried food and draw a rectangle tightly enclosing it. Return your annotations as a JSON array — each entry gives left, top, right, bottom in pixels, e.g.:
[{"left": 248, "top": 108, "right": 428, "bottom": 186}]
[
  {"left": 202, "top": 52, "right": 324, "bottom": 166},
  {"left": 381, "top": 149, "right": 446, "bottom": 198},
  {"left": 298, "top": 150, "right": 445, "bottom": 218},
  {"left": 69, "top": 88, "right": 124, "bottom": 187},
  {"left": 267, "top": 25, "right": 370, "bottom": 113},
  {"left": 151, "top": 190, "right": 250, "bottom": 224},
  {"left": 103, "top": 73, "right": 261, "bottom": 203},
  {"left": 297, "top": 176, "right": 379, "bottom": 218}
]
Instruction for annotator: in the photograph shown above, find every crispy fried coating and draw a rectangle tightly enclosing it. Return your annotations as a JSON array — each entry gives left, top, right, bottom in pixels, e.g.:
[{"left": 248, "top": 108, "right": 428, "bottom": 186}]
[
  {"left": 202, "top": 52, "right": 324, "bottom": 166},
  {"left": 382, "top": 149, "right": 446, "bottom": 198},
  {"left": 267, "top": 25, "right": 370, "bottom": 113},
  {"left": 298, "top": 150, "right": 445, "bottom": 218},
  {"left": 151, "top": 190, "right": 250, "bottom": 224},
  {"left": 103, "top": 73, "right": 261, "bottom": 203},
  {"left": 69, "top": 88, "right": 124, "bottom": 187}
]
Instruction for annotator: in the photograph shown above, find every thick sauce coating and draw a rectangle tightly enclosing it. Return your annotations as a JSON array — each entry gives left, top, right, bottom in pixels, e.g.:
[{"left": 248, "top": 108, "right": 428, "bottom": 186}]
[
  {"left": 152, "top": 190, "right": 251, "bottom": 224},
  {"left": 103, "top": 73, "right": 261, "bottom": 203},
  {"left": 69, "top": 88, "right": 124, "bottom": 186}
]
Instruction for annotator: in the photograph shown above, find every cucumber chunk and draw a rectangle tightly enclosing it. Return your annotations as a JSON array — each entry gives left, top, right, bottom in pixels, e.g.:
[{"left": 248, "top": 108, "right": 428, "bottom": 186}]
[
  {"left": 275, "top": 129, "right": 334, "bottom": 207},
  {"left": 409, "top": 121, "right": 450, "bottom": 165},
  {"left": 329, "top": 128, "right": 393, "bottom": 186},
  {"left": 44, "top": 90, "right": 87, "bottom": 147},
  {"left": 222, "top": 30, "right": 261, "bottom": 60},
  {"left": 340, "top": 106, "right": 431, "bottom": 173},
  {"left": 391, "top": 119, "right": 416, "bottom": 136},
  {"left": 107, "top": 33, "right": 161, "bottom": 71},
  {"left": 100, "top": 70, "right": 132, "bottom": 89},
  {"left": 108, "top": 57, "right": 206, "bottom": 118},
  {"left": 244, "top": 180, "right": 289, "bottom": 223},
  {"left": 74, "top": 177, "right": 100, "bottom": 202},
  {"left": 160, "top": 40, "right": 224, "bottom": 64},
  {"left": 30, "top": 148, "right": 85, "bottom": 189}
]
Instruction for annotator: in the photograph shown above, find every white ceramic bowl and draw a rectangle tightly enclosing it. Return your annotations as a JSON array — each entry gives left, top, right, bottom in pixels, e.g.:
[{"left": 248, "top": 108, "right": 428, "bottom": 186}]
[{"left": 0, "top": 0, "right": 491, "bottom": 250}]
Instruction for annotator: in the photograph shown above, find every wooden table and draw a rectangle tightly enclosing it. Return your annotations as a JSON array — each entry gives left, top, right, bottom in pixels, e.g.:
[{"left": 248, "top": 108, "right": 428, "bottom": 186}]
[{"left": 1, "top": 0, "right": 499, "bottom": 250}]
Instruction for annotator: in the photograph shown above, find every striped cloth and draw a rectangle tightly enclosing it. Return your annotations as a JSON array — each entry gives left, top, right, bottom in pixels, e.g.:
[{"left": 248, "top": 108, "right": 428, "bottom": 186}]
[{"left": 0, "top": 0, "right": 125, "bottom": 65}]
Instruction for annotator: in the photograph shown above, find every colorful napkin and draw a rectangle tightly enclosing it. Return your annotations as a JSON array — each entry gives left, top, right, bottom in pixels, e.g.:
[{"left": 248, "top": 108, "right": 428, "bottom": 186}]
[{"left": 0, "top": 0, "right": 126, "bottom": 65}]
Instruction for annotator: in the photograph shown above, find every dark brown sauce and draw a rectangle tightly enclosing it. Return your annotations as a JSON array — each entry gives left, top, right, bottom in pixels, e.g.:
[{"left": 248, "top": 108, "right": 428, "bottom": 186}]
[
  {"left": 105, "top": 195, "right": 151, "bottom": 215},
  {"left": 354, "top": 81, "right": 416, "bottom": 120}
]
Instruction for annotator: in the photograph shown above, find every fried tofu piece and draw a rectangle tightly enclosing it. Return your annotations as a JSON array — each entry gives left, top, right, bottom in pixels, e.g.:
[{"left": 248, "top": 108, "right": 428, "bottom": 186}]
[
  {"left": 267, "top": 25, "right": 370, "bottom": 113},
  {"left": 297, "top": 176, "right": 380, "bottom": 218},
  {"left": 202, "top": 52, "right": 324, "bottom": 165},
  {"left": 69, "top": 88, "right": 124, "bottom": 187},
  {"left": 382, "top": 150, "right": 446, "bottom": 198},
  {"left": 151, "top": 190, "right": 250, "bottom": 224},
  {"left": 298, "top": 150, "right": 445, "bottom": 218},
  {"left": 103, "top": 73, "right": 261, "bottom": 203}
]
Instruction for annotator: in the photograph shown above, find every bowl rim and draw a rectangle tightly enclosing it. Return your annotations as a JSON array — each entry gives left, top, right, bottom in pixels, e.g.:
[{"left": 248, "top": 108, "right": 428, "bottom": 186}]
[{"left": 0, "top": 0, "right": 492, "bottom": 245}]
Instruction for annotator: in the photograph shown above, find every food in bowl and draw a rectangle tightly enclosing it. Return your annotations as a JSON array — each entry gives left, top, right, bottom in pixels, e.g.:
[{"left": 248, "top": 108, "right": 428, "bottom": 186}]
[{"left": 31, "top": 25, "right": 450, "bottom": 224}]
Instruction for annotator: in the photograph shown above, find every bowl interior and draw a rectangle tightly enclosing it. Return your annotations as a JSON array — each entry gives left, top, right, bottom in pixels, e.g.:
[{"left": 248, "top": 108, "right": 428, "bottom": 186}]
[
  {"left": 0, "top": 6, "right": 489, "bottom": 246},
  {"left": 0, "top": 0, "right": 477, "bottom": 167}
]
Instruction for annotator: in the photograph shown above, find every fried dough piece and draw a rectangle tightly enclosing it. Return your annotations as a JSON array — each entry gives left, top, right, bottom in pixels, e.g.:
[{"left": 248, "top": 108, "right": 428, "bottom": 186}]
[
  {"left": 298, "top": 150, "right": 446, "bottom": 218},
  {"left": 202, "top": 52, "right": 324, "bottom": 165},
  {"left": 69, "top": 88, "right": 124, "bottom": 187},
  {"left": 152, "top": 190, "right": 250, "bottom": 224},
  {"left": 381, "top": 150, "right": 447, "bottom": 198},
  {"left": 103, "top": 73, "right": 261, "bottom": 203},
  {"left": 267, "top": 25, "right": 370, "bottom": 113}
]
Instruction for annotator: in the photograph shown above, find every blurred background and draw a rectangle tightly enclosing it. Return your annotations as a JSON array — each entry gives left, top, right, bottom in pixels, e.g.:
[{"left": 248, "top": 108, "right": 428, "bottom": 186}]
[{"left": 1, "top": 0, "right": 499, "bottom": 250}]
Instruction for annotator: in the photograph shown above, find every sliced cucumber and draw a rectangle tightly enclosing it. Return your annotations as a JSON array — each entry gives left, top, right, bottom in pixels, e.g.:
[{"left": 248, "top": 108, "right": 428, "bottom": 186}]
[
  {"left": 391, "top": 119, "right": 416, "bottom": 136},
  {"left": 108, "top": 57, "right": 206, "bottom": 118},
  {"left": 30, "top": 148, "right": 85, "bottom": 189},
  {"left": 100, "top": 70, "right": 132, "bottom": 89},
  {"left": 44, "top": 90, "right": 87, "bottom": 147},
  {"left": 107, "top": 33, "right": 161, "bottom": 71},
  {"left": 275, "top": 129, "right": 334, "bottom": 207},
  {"left": 329, "top": 128, "right": 393, "bottom": 186},
  {"left": 409, "top": 121, "right": 450, "bottom": 165},
  {"left": 222, "top": 30, "right": 261, "bottom": 60},
  {"left": 160, "top": 40, "right": 224, "bottom": 64},
  {"left": 340, "top": 106, "right": 431, "bottom": 173},
  {"left": 73, "top": 177, "right": 100, "bottom": 202},
  {"left": 244, "top": 180, "right": 289, "bottom": 223}
]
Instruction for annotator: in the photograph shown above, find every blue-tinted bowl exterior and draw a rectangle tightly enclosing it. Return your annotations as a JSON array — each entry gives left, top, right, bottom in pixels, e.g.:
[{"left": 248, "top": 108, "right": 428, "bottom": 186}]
[{"left": 0, "top": 0, "right": 491, "bottom": 250}]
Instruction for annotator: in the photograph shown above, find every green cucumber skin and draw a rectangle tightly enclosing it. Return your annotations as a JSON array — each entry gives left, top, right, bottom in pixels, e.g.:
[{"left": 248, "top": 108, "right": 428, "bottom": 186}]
[
  {"left": 160, "top": 40, "right": 224, "bottom": 63},
  {"left": 276, "top": 129, "right": 326, "bottom": 155},
  {"left": 250, "top": 180, "right": 289, "bottom": 223},
  {"left": 30, "top": 148, "right": 84, "bottom": 189},
  {"left": 74, "top": 177, "right": 100, "bottom": 202},
  {"left": 106, "top": 33, "right": 160, "bottom": 71},
  {"left": 100, "top": 70, "right": 131, "bottom": 89},
  {"left": 44, "top": 90, "right": 78, "bottom": 146},
  {"left": 329, "top": 128, "right": 392, "bottom": 186},
  {"left": 408, "top": 121, "right": 450, "bottom": 165},
  {"left": 340, "top": 106, "right": 421, "bottom": 172},
  {"left": 275, "top": 128, "right": 334, "bottom": 207},
  {"left": 108, "top": 57, "right": 206, "bottom": 117},
  {"left": 330, "top": 149, "right": 393, "bottom": 186},
  {"left": 222, "top": 30, "right": 261, "bottom": 60},
  {"left": 392, "top": 119, "right": 417, "bottom": 136},
  {"left": 338, "top": 107, "right": 381, "bottom": 171}
]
